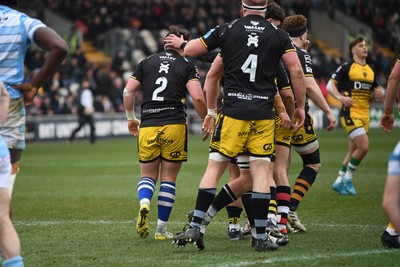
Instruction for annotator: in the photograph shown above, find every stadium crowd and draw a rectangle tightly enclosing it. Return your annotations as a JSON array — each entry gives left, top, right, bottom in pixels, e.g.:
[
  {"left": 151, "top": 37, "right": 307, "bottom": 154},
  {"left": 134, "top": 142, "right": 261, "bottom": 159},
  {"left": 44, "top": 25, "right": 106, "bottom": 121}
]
[{"left": 21, "top": 0, "right": 397, "bottom": 116}]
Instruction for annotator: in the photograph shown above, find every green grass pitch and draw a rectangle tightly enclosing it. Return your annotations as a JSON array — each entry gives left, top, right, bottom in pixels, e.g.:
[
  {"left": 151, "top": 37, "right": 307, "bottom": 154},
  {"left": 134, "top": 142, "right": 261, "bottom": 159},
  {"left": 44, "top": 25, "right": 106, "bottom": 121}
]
[{"left": 12, "top": 127, "right": 400, "bottom": 266}]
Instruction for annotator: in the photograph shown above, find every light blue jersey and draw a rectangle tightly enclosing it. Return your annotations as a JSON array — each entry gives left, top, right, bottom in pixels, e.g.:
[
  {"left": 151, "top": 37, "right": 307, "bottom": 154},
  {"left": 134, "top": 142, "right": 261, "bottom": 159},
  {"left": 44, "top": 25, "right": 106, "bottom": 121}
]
[
  {"left": 0, "top": 5, "right": 46, "bottom": 99},
  {"left": 388, "top": 142, "right": 400, "bottom": 176}
]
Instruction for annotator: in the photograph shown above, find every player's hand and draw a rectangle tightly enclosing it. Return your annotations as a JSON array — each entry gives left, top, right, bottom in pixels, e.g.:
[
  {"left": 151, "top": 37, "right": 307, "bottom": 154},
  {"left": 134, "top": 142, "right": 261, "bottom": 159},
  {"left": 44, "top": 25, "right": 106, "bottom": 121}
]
[
  {"left": 340, "top": 96, "right": 354, "bottom": 108},
  {"left": 13, "top": 82, "right": 37, "bottom": 106},
  {"left": 325, "top": 112, "right": 336, "bottom": 131},
  {"left": 278, "top": 112, "right": 291, "bottom": 129},
  {"left": 164, "top": 34, "right": 184, "bottom": 50},
  {"left": 127, "top": 119, "right": 140, "bottom": 136},
  {"left": 292, "top": 108, "right": 305, "bottom": 133},
  {"left": 201, "top": 115, "right": 215, "bottom": 135},
  {"left": 373, "top": 87, "right": 384, "bottom": 102},
  {"left": 380, "top": 113, "right": 394, "bottom": 134}
]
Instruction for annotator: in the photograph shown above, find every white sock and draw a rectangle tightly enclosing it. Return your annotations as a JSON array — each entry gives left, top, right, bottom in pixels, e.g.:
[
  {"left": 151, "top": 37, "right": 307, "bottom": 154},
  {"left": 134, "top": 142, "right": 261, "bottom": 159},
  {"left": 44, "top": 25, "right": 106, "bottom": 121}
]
[
  {"left": 139, "top": 198, "right": 150, "bottom": 207},
  {"left": 157, "top": 219, "right": 167, "bottom": 230},
  {"left": 386, "top": 227, "right": 399, "bottom": 236}
]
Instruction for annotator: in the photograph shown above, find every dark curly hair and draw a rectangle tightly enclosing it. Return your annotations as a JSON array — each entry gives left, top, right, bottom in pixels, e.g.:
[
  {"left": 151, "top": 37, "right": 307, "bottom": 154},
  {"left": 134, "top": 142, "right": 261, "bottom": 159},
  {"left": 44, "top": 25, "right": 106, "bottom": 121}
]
[
  {"left": 166, "top": 25, "right": 191, "bottom": 42},
  {"left": 265, "top": 1, "right": 285, "bottom": 24},
  {"left": 282, "top": 15, "right": 308, "bottom": 37}
]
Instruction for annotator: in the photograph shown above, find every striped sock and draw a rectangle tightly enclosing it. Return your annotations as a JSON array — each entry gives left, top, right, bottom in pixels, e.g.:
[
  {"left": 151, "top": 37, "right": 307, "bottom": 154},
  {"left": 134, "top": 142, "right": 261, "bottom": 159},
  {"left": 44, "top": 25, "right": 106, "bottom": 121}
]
[
  {"left": 277, "top": 185, "right": 291, "bottom": 229},
  {"left": 137, "top": 177, "right": 156, "bottom": 206},
  {"left": 344, "top": 157, "right": 361, "bottom": 180},
  {"left": 191, "top": 188, "right": 216, "bottom": 228},
  {"left": 157, "top": 181, "right": 176, "bottom": 227},
  {"left": 251, "top": 192, "right": 271, "bottom": 240},
  {"left": 290, "top": 167, "right": 317, "bottom": 211},
  {"left": 268, "top": 186, "right": 277, "bottom": 217}
]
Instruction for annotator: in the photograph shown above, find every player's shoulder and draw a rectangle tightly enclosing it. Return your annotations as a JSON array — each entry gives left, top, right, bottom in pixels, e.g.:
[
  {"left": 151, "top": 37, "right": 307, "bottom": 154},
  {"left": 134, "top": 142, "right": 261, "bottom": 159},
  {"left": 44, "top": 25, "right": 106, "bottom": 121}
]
[{"left": 296, "top": 46, "right": 309, "bottom": 56}]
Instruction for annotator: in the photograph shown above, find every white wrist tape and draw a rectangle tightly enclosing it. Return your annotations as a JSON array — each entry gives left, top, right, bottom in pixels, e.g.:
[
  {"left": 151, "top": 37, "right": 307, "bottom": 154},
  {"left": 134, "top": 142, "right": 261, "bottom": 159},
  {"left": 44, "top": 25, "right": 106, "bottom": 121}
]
[
  {"left": 207, "top": 108, "right": 217, "bottom": 119},
  {"left": 126, "top": 110, "right": 138, "bottom": 121}
]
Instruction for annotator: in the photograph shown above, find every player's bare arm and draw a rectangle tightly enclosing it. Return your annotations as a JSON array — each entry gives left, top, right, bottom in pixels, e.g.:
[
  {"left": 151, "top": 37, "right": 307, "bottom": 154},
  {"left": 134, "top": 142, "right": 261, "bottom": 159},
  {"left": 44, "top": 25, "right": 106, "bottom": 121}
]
[
  {"left": 274, "top": 93, "right": 291, "bottom": 129},
  {"left": 281, "top": 51, "right": 306, "bottom": 132},
  {"left": 327, "top": 79, "right": 354, "bottom": 108},
  {"left": 305, "top": 76, "right": 336, "bottom": 131},
  {"left": 381, "top": 60, "right": 400, "bottom": 133},
  {"left": 123, "top": 78, "right": 141, "bottom": 136},
  {"left": 165, "top": 34, "right": 208, "bottom": 58},
  {"left": 19, "top": 27, "right": 68, "bottom": 106}
]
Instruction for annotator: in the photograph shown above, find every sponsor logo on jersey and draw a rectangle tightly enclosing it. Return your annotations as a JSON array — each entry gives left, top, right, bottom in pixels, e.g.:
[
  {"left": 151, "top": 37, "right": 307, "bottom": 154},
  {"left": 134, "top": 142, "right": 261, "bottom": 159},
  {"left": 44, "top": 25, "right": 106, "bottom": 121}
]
[
  {"left": 353, "top": 81, "right": 372, "bottom": 90},
  {"left": 159, "top": 55, "right": 176, "bottom": 62},
  {"left": 244, "top": 21, "right": 265, "bottom": 32},
  {"left": 203, "top": 28, "right": 215, "bottom": 39}
]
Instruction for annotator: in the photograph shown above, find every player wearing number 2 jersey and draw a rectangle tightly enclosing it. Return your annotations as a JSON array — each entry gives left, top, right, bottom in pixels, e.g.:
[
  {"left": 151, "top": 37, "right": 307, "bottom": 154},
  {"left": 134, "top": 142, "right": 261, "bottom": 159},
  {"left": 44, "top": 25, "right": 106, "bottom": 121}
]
[
  {"left": 165, "top": 0, "right": 306, "bottom": 252},
  {"left": 123, "top": 25, "right": 206, "bottom": 241}
]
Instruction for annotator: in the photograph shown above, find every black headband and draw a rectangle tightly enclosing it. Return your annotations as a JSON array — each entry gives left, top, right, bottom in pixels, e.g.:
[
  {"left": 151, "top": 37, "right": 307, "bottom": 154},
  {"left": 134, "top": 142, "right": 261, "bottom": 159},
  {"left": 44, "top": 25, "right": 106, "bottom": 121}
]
[
  {"left": 242, "top": 1, "right": 267, "bottom": 12},
  {"left": 287, "top": 25, "right": 308, "bottom": 37}
]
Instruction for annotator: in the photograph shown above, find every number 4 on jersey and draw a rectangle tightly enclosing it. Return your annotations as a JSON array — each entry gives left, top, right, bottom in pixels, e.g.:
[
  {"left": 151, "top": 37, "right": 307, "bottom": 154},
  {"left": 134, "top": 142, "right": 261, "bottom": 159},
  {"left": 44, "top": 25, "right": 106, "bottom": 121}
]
[{"left": 241, "top": 54, "right": 258, "bottom": 82}]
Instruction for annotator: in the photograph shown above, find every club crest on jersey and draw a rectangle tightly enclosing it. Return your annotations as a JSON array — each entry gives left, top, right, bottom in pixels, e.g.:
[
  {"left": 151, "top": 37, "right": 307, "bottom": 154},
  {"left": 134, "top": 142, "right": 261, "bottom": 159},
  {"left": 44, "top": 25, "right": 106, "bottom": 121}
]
[
  {"left": 247, "top": 33, "right": 259, "bottom": 47},
  {"left": 159, "top": 63, "right": 170, "bottom": 74},
  {"left": 363, "top": 71, "right": 367, "bottom": 78}
]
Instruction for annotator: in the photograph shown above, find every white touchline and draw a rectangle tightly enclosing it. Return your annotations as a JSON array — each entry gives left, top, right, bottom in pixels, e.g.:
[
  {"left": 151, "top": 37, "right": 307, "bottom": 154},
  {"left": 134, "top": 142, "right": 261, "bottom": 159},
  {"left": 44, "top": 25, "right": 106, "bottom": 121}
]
[{"left": 216, "top": 249, "right": 396, "bottom": 267}]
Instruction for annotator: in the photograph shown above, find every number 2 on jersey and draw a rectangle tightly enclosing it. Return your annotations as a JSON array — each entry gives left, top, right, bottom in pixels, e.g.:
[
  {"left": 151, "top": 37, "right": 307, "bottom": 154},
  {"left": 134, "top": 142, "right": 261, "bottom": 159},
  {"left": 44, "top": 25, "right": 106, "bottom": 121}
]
[
  {"left": 152, "top": 77, "right": 167, "bottom": 101},
  {"left": 241, "top": 54, "right": 258, "bottom": 82}
]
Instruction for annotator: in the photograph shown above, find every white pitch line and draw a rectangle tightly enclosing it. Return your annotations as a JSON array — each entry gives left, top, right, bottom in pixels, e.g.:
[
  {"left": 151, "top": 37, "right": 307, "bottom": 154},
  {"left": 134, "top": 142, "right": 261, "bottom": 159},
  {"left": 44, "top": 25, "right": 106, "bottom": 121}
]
[
  {"left": 217, "top": 249, "right": 397, "bottom": 267},
  {"left": 13, "top": 220, "right": 382, "bottom": 229}
]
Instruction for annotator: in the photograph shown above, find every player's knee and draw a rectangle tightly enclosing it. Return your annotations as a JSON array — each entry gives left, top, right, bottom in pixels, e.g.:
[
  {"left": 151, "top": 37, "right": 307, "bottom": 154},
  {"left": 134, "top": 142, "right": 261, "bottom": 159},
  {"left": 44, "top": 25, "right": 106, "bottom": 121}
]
[
  {"left": 300, "top": 149, "right": 320, "bottom": 171},
  {"left": 237, "top": 172, "right": 253, "bottom": 190}
]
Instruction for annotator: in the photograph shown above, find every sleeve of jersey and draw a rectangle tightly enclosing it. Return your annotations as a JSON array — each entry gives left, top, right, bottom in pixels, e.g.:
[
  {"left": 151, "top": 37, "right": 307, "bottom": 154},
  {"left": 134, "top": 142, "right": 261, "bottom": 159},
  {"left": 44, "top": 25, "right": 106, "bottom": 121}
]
[
  {"left": 331, "top": 63, "right": 348, "bottom": 84},
  {"left": 23, "top": 15, "right": 46, "bottom": 44},
  {"left": 187, "top": 63, "right": 200, "bottom": 83},
  {"left": 199, "top": 25, "right": 224, "bottom": 51},
  {"left": 278, "top": 30, "right": 296, "bottom": 54},
  {"left": 276, "top": 62, "right": 291, "bottom": 91},
  {"left": 300, "top": 53, "right": 314, "bottom": 78},
  {"left": 130, "top": 62, "right": 143, "bottom": 83}
]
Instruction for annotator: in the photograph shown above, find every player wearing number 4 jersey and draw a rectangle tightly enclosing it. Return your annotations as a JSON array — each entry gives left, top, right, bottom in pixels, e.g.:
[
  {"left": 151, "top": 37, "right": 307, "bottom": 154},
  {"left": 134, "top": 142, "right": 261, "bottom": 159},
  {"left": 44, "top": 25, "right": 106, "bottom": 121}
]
[
  {"left": 165, "top": 0, "right": 306, "bottom": 252},
  {"left": 123, "top": 25, "right": 206, "bottom": 241}
]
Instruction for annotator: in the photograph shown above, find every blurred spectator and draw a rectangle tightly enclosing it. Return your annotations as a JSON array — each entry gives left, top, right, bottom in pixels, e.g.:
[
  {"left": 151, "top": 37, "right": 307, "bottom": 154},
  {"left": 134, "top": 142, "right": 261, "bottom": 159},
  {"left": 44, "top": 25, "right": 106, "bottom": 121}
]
[
  {"left": 63, "top": 25, "right": 83, "bottom": 55},
  {"left": 27, "top": 0, "right": 395, "bottom": 116}
]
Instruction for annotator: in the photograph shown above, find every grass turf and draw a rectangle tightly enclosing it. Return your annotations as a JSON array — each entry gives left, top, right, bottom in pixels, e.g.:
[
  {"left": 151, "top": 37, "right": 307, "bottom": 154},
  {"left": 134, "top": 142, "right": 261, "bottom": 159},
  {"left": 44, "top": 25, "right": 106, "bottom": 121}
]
[{"left": 11, "top": 127, "right": 400, "bottom": 266}]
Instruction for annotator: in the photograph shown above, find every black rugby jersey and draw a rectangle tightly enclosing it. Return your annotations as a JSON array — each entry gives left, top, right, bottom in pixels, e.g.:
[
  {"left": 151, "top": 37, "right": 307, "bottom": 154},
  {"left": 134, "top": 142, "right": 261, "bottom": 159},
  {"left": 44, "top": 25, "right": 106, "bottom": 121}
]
[
  {"left": 284, "top": 45, "right": 313, "bottom": 113},
  {"left": 276, "top": 61, "right": 291, "bottom": 92},
  {"left": 131, "top": 49, "right": 200, "bottom": 127},
  {"left": 200, "top": 14, "right": 295, "bottom": 120}
]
